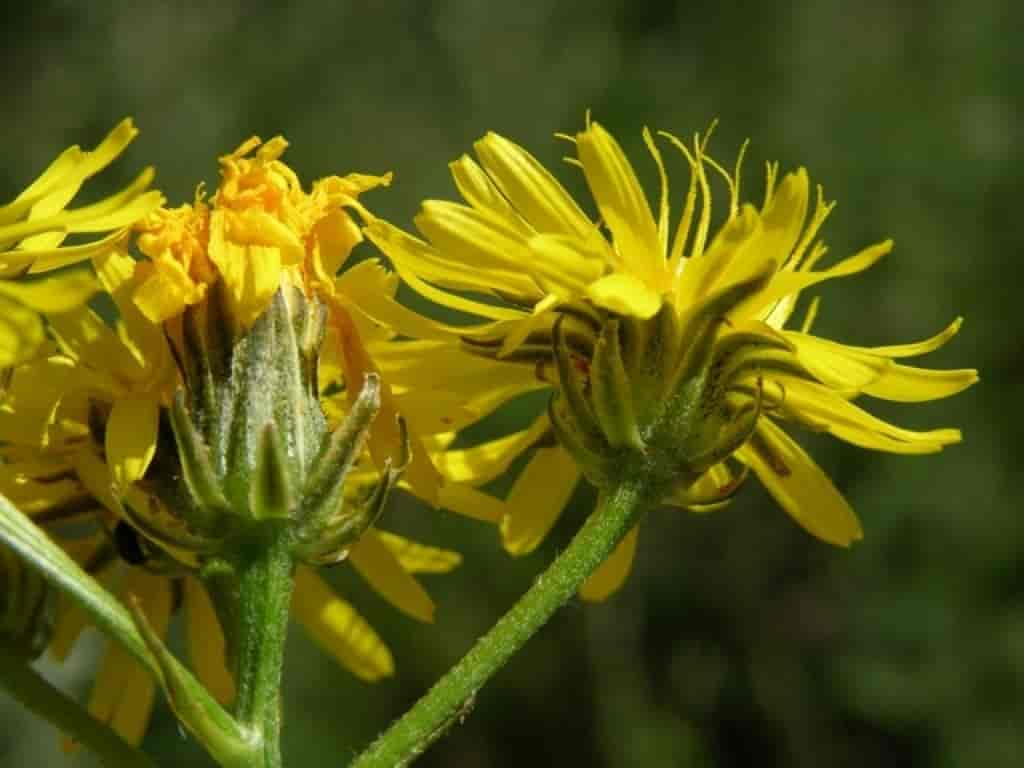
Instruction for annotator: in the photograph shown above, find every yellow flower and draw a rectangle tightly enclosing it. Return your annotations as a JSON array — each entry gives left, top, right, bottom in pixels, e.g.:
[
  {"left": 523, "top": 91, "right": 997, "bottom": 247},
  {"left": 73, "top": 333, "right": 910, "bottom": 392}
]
[
  {"left": 0, "top": 394, "right": 460, "bottom": 745},
  {"left": 366, "top": 119, "right": 978, "bottom": 599},
  {"left": 0, "top": 119, "right": 162, "bottom": 367},
  {"left": 130, "top": 135, "right": 439, "bottom": 500}
]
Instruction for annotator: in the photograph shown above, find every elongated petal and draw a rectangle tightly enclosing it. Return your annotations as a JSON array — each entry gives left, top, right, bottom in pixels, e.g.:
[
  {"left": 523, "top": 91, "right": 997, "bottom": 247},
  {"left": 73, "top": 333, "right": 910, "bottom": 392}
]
[
  {"left": 586, "top": 272, "right": 663, "bottom": 319},
  {"left": 733, "top": 240, "right": 892, "bottom": 320},
  {"left": 208, "top": 212, "right": 282, "bottom": 330},
  {"left": 766, "top": 375, "right": 962, "bottom": 453},
  {"left": 106, "top": 397, "right": 160, "bottom": 488},
  {"left": 577, "top": 122, "right": 662, "bottom": 283},
  {"left": 292, "top": 566, "right": 394, "bottom": 681},
  {"left": 364, "top": 219, "right": 533, "bottom": 317},
  {"left": 449, "top": 154, "right": 532, "bottom": 235},
  {"left": 0, "top": 270, "right": 98, "bottom": 313},
  {"left": 435, "top": 483, "right": 506, "bottom": 522},
  {"left": 88, "top": 570, "right": 171, "bottom": 746},
  {"left": 738, "top": 419, "right": 862, "bottom": 546},
  {"left": 0, "top": 295, "right": 45, "bottom": 367},
  {"left": 473, "top": 132, "right": 595, "bottom": 240},
  {"left": 787, "top": 331, "right": 977, "bottom": 402},
  {"left": 326, "top": 296, "right": 441, "bottom": 503},
  {"left": 348, "top": 529, "right": 436, "bottom": 623},
  {"left": 185, "top": 577, "right": 234, "bottom": 705},
  {"left": 415, "top": 202, "right": 543, "bottom": 296},
  {"left": 332, "top": 260, "right": 464, "bottom": 342},
  {"left": 376, "top": 531, "right": 461, "bottom": 574},
  {"left": 579, "top": 524, "right": 639, "bottom": 601},
  {"left": 433, "top": 416, "right": 549, "bottom": 485},
  {"left": 500, "top": 447, "right": 580, "bottom": 555}
]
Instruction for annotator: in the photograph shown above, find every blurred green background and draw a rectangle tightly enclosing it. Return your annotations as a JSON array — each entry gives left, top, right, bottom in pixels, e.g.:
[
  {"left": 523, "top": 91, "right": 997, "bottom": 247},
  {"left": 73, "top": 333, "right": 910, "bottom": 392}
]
[{"left": 0, "top": 1, "right": 1017, "bottom": 765}]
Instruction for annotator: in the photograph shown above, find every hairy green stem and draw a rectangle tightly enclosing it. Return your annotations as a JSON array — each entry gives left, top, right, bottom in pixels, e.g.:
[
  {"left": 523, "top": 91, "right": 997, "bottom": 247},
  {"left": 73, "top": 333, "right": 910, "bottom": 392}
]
[
  {"left": 231, "top": 526, "right": 295, "bottom": 768},
  {"left": 350, "top": 477, "right": 653, "bottom": 767},
  {"left": 0, "top": 642, "right": 156, "bottom": 768}
]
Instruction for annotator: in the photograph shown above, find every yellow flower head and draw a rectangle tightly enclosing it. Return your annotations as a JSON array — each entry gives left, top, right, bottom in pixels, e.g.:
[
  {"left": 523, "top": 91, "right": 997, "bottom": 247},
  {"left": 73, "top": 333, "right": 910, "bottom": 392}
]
[
  {"left": 128, "top": 136, "right": 444, "bottom": 499},
  {"left": 132, "top": 135, "right": 390, "bottom": 331},
  {"left": 366, "top": 119, "right": 978, "bottom": 599},
  {"left": 0, "top": 385, "right": 460, "bottom": 746},
  {"left": 0, "top": 119, "right": 163, "bottom": 368}
]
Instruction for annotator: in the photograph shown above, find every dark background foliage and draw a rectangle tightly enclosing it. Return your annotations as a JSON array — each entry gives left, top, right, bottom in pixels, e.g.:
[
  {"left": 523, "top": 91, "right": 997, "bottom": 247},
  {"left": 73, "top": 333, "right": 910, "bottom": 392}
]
[{"left": 0, "top": 1, "right": 1018, "bottom": 765}]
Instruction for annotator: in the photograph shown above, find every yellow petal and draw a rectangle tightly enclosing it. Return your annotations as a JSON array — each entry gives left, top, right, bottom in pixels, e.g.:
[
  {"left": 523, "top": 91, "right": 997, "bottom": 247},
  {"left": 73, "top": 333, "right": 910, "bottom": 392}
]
[
  {"left": 415, "top": 201, "right": 545, "bottom": 296},
  {"left": 757, "top": 170, "right": 810, "bottom": 272},
  {"left": 106, "top": 397, "right": 159, "bottom": 488},
  {"left": 738, "top": 419, "right": 862, "bottom": 546},
  {"left": 348, "top": 530, "right": 437, "bottom": 623},
  {"left": 449, "top": 154, "right": 532, "bottom": 235},
  {"left": 435, "top": 482, "right": 506, "bottom": 523},
  {"left": 734, "top": 239, "right": 893, "bottom": 320},
  {"left": 0, "top": 269, "right": 98, "bottom": 313},
  {"left": 500, "top": 447, "right": 580, "bottom": 555},
  {"left": 675, "top": 204, "right": 762, "bottom": 308},
  {"left": 767, "top": 375, "right": 963, "bottom": 453},
  {"left": 185, "top": 577, "right": 235, "bottom": 705},
  {"left": 586, "top": 272, "right": 663, "bottom": 319},
  {"left": 868, "top": 317, "right": 964, "bottom": 357},
  {"left": 577, "top": 122, "right": 662, "bottom": 283},
  {"left": 326, "top": 296, "right": 441, "bottom": 503},
  {"left": 49, "top": 594, "right": 91, "bottom": 661},
  {"left": 208, "top": 211, "right": 282, "bottom": 330},
  {"left": 292, "top": 566, "right": 394, "bottom": 681},
  {"left": 473, "top": 132, "right": 595, "bottom": 240},
  {"left": 88, "top": 569, "right": 171, "bottom": 746},
  {"left": 788, "top": 331, "right": 977, "bottom": 402},
  {"left": 433, "top": 417, "right": 548, "bottom": 485},
  {"left": 332, "top": 259, "right": 463, "bottom": 342},
  {"left": 132, "top": 256, "right": 205, "bottom": 323},
  {"left": 0, "top": 295, "right": 45, "bottom": 367},
  {"left": 375, "top": 531, "right": 461, "bottom": 574},
  {"left": 579, "top": 524, "right": 639, "bottom": 602},
  {"left": 93, "top": 249, "right": 172, "bottom": 382},
  {"left": 364, "top": 219, "right": 529, "bottom": 320}
]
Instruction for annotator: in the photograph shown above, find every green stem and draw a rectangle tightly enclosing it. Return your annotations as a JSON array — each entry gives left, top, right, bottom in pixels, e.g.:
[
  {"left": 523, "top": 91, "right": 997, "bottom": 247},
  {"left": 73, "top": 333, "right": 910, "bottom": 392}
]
[
  {"left": 231, "top": 525, "right": 295, "bottom": 768},
  {"left": 0, "top": 642, "right": 156, "bottom": 768},
  {"left": 350, "top": 477, "right": 653, "bottom": 767}
]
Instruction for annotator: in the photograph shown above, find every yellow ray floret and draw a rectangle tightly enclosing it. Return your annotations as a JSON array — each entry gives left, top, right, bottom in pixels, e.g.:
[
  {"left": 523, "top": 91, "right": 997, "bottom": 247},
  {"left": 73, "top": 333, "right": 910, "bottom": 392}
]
[{"left": 366, "top": 118, "right": 977, "bottom": 600}]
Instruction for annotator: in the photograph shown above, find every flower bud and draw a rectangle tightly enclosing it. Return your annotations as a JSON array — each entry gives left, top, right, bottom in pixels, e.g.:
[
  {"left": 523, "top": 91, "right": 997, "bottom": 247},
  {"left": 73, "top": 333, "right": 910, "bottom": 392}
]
[{"left": 550, "top": 270, "right": 774, "bottom": 505}]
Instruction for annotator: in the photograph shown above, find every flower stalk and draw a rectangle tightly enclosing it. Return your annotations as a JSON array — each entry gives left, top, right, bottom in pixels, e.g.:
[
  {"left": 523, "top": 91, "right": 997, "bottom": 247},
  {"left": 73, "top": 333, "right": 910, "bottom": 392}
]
[
  {"left": 229, "top": 525, "right": 295, "bottom": 768},
  {"left": 351, "top": 475, "right": 656, "bottom": 767}
]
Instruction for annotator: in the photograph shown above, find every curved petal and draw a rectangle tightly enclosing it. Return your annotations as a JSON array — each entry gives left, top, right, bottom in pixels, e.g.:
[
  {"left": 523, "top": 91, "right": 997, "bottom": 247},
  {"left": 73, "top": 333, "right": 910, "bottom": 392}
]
[
  {"left": 185, "top": 577, "right": 235, "bottom": 705},
  {"left": 348, "top": 530, "right": 436, "bottom": 623},
  {"left": 292, "top": 566, "right": 394, "bottom": 681},
  {"left": 579, "top": 524, "right": 639, "bottom": 602},
  {"left": 87, "top": 569, "right": 171, "bottom": 746},
  {"left": 435, "top": 483, "right": 506, "bottom": 523},
  {"left": 0, "top": 269, "right": 98, "bottom": 313},
  {"left": 586, "top": 272, "right": 663, "bottom": 319},
  {"left": 0, "top": 295, "right": 45, "bottom": 367},
  {"left": 577, "top": 122, "right": 662, "bottom": 282},
  {"left": 765, "top": 375, "right": 963, "bottom": 453},
  {"left": 433, "top": 416, "right": 549, "bottom": 485},
  {"left": 375, "top": 531, "right": 461, "bottom": 574},
  {"left": 500, "top": 447, "right": 580, "bottom": 555},
  {"left": 473, "top": 132, "right": 595, "bottom": 240},
  {"left": 106, "top": 397, "right": 159, "bottom": 489},
  {"left": 737, "top": 419, "right": 862, "bottom": 546}
]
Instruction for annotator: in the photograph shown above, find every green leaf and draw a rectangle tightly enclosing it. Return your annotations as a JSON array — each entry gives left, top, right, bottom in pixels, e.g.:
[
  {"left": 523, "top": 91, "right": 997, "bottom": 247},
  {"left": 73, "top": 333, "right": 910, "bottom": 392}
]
[
  {"left": 0, "top": 492, "right": 254, "bottom": 766},
  {"left": 0, "top": 492, "right": 153, "bottom": 668}
]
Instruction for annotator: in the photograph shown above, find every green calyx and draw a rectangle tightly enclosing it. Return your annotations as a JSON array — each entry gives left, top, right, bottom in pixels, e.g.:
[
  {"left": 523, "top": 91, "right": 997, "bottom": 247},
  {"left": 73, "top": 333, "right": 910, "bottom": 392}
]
[{"left": 550, "top": 270, "right": 780, "bottom": 505}]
